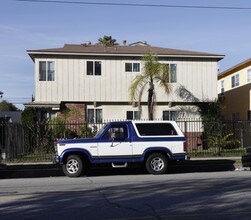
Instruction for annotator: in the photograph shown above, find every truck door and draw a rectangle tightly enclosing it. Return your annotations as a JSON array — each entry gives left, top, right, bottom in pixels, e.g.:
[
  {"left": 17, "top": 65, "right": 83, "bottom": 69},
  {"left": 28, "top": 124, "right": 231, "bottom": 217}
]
[{"left": 98, "top": 124, "right": 133, "bottom": 157}]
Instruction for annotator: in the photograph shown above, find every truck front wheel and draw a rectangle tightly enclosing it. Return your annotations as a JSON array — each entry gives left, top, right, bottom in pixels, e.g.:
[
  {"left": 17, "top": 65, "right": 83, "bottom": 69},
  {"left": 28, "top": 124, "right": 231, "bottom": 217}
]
[
  {"left": 63, "top": 155, "right": 83, "bottom": 177},
  {"left": 145, "top": 153, "right": 168, "bottom": 175}
]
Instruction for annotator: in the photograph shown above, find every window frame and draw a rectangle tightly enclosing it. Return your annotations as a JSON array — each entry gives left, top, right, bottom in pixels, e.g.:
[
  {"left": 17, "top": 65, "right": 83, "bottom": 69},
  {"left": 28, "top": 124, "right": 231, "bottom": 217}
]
[
  {"left": 135, "top": 123, "right": 178, "bottom": 136},
  {"left": 125, "top": 62, "right": 140, "bottom": 73},
  {"left": 231, "top": 74, "right": 239, "bottom": 88},
  {"left": 101, "top": 124, "right": 129, "bottom": 140},
  {"left": 164, "top": 63, "right": 177, "bottom": 83},
  {"left": 39, "top": 61, "right": 55, "bottom": 81},
  {"left": 247, "top": 69, "right": 251, "bottom": 82},
  {"left": 40, "top": 111, "right": 56, "bottom": 121},
  {"left": 87, "top": 61, "right": 102, "bottom": 76},
  {"left": 163, "top": 110, "right": 178, "bottom": 121},
  {"left": 169, "top": 63, "right": 177, "bottom": 83},
  {"left": 87, "top": 108, "right": 103, "bottom": 123},
  {"left": 221, "top": 80, "right": 224, "bottom": 93},
  {"left": 126, "top": 111, "right": 140, "bottom": 120}
]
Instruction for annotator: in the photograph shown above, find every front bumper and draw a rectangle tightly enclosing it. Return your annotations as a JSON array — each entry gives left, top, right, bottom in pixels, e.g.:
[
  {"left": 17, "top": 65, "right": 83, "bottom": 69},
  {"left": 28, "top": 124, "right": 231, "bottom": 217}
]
[
  {"left": 242, "top": 154, "right": 251, "bottom": 167},
  {"left": 52, "top": 154, "right": 60, "bottom": 164},
  {"left": 242, "top": 147, "right": 251, "bottom": 167}
]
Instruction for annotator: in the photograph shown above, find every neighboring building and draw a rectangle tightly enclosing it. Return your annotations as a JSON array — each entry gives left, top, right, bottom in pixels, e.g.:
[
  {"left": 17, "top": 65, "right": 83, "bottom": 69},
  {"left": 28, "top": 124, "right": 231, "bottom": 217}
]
[
  {"left": 25, "top": 41, "right": 224, "bottom": 122},
  {"left": 218, "top": 58, "right": 251, "bottom": 121},
  {"left": 0, "top": 111, "right": 21, "bottom": 123}
]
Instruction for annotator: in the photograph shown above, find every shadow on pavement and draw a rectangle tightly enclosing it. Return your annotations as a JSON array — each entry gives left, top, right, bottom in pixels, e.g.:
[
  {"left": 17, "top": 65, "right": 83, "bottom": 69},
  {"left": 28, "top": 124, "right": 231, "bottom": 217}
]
[
  {"left": 0, "top": 159, "right": 238, "bottom": 179},
  {"left": 0, "top": 163, "right": 64, "bottom": 179}
]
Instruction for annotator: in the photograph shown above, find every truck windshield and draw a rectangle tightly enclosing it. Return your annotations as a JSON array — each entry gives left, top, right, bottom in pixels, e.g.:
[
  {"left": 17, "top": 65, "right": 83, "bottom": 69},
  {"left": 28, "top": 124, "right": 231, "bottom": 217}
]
[{"left": 94, "top": 124, "right": 109, "bottom": 138}]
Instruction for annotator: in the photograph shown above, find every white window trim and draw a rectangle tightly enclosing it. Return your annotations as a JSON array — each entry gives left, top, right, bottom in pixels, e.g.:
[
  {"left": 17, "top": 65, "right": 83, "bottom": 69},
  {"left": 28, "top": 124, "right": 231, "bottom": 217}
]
[
  {"left": 231, "top": 74, "right": 239, "bottom": 88},
  {"left": 247, "top": 69, "right": 251, "bottom": 82},
  {"left": 87, "top": 108, "right": 103, "bottom": 123},
  {"left": 221, "top": 80, "right": 224, "bottom": 93},
  {"left": 160, "top": 63, "right": 177, "bottom": 83},
  {"left": 126, "top": 110, "right": 141, "bottom": 120},
  {"left": 38, "top": 60, "right": 55, "bottom": 82},
  {"left": 125, "top": 62, "right": 141, "bottom": 73},
  {"left": 86, "top": 60, "right": 102, "bottom": 76}
]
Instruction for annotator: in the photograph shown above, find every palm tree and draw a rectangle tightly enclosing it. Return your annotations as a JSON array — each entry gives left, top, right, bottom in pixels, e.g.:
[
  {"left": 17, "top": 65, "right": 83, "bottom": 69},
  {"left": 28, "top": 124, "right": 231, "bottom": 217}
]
[
  {"left": 130, "top": 52, "right": 171, "bottom": 120},
  {"left": 97, "top": 35, "right": 118, "bottom": 45}
]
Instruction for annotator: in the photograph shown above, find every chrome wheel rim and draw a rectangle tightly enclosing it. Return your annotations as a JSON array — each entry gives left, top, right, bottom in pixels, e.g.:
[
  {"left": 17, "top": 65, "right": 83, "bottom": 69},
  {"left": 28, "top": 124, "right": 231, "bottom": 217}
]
[
  {"left": 150, "top": 157, "right": 164, "bottom": 171},
  {"left": 67, "top": 159, "right": 79, "bottom": 174}
]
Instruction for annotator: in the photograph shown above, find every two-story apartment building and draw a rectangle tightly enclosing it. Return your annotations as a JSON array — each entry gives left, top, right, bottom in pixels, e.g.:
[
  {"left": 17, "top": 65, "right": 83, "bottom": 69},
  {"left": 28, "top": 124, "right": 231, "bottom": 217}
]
[
  {"left": 25, "top": 41, "right": 224, "bottom": 122},
  {"left": 218, "top": 58, "right": 251, "bottom": 121}
]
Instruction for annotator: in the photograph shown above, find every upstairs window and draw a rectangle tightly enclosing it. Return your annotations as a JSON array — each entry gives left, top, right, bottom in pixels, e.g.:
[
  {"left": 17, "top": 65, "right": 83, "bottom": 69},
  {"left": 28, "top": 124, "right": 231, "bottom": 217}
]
[
  {"left": 221, "top": 80, "right": 224, "bottom": 93},
  {"left": 39, "top": 61, "right": 55, "bottom": 81},
  {"left": 247, "top": 69, "right": 251, "bottom": 82},
  {"left": 87, "top": 61, "right": 101, "bottom": 75},
  {"left": 165, "top": 64, "right": 177, "bottom": 83},
  {"left": 125, "top": 63, "right": 140, "bottom": 72},
  {"left": 231, "top": 74, "right": 239, "bottom": 88}
]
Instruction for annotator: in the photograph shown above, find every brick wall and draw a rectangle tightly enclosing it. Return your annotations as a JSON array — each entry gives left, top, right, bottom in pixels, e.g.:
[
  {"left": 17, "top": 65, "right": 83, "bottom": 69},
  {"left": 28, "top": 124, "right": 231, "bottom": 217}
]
[{"left": 57, "top": 103, "right": 86, "bottom": 122}]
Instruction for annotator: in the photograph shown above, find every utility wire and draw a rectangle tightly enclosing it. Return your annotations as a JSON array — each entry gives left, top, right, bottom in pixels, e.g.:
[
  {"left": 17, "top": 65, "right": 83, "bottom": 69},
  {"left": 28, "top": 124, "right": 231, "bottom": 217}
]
[{"left": 16, "top": 0, "right": 251, "bottom": 10}]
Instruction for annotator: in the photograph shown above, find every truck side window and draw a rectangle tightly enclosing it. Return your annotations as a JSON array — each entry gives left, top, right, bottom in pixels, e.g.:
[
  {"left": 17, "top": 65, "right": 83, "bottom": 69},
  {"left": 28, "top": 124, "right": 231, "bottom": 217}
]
[
  {"left": 135, "top": 123, "right": 178, "bottom": 136},
  {"left": 102, "top": 125, "right": 128, "bottom": 140}
]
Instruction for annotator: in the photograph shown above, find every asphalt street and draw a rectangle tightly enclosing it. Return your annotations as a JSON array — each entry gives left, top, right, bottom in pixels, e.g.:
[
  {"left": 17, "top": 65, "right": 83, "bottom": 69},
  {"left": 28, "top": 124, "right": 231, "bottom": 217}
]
[{"left": 1, "top": 169, "right": 251, "bottom": 220}]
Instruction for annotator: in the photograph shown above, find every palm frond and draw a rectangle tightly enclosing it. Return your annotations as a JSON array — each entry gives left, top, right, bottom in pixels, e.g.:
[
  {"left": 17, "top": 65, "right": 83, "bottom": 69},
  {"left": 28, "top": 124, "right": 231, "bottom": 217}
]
[
  {"left": 154, "top": 64, "right": 171, "bottom": 94},
  {"left": 129, "top": 74, "right": 148, "bottom": 103},
  {"left": 129, "top": 52, "right": 172, "bottom": 120}
]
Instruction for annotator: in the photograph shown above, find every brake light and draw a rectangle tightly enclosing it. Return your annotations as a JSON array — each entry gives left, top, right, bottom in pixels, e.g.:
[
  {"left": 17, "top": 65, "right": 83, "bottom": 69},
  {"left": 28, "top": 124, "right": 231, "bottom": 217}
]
[{"left": 183, "top": 141, "right": 187, "bottom": 152}]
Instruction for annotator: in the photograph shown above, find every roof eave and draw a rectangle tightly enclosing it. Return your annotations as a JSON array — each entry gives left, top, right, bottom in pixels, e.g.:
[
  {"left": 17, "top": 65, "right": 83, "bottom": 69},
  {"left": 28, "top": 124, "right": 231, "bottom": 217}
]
[
  {"left": 27, "top": 51, "right": 224, "bottom": 60},
  {"left": 24, "top": 101, "right": 61, "bottom": 109},
  {"left": 218, "top": 58, "right": 251, "bottom": 80}
]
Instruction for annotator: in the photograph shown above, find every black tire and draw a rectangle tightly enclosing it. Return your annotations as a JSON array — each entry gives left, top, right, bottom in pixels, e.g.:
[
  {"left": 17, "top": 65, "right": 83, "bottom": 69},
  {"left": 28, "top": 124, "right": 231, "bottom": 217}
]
[
  {"left": 145, "top": 153, "right": 168, "bottom": 175},
  {"left": 63, "top": 155, "right": 83, "bottom": 177}
]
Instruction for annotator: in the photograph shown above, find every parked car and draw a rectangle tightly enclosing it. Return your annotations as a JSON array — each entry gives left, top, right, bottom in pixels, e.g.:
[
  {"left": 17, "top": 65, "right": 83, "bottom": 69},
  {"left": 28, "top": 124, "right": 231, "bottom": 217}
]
[
  {"left": 242, "top": 147, "right": 251, "bottom": 168},
  {"left": 53, "top": 120, "right": 187, "bottom": 177}
]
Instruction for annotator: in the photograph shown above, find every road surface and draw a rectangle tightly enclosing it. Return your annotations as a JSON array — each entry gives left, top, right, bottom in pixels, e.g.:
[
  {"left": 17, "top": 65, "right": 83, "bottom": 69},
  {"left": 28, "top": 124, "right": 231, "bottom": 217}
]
[{"left": 0, "top": 171, "right": 251, "bottom": 219}]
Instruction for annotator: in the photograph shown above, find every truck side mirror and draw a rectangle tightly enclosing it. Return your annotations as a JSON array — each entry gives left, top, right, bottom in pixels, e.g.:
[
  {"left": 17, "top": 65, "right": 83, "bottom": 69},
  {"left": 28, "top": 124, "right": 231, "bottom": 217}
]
[
  {"left": 110, "top": 133, "right": 116, "bottom": 147},
  {"left": 111, "top": 132, "right": 116, "bottom": 141}
]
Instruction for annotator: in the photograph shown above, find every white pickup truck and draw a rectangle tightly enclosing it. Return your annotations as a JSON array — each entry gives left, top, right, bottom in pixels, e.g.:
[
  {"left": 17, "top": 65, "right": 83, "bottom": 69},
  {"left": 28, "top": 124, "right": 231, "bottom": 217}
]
[{"left": 53, "top": 120, "right": 187, "bottom": 177}]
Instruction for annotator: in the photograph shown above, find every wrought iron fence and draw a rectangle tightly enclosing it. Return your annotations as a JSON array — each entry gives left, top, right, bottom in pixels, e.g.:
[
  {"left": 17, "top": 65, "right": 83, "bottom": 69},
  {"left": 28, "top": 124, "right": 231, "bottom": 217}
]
[{"left": 0, "top": 120, "right": 249, "bottom": 162}]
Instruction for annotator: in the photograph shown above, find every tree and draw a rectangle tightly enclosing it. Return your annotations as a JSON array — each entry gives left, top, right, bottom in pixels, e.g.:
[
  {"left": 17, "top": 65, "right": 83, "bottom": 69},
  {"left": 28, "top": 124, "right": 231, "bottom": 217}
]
[
  {"left": 21, "top": 107, "right": 37, "bottom": 125},
  {"left": 97, "top": 35, "right": 118, "bottom": 45},
  {"left": 196, "top": 99, "right": 223, "bottom": 122},
  {"left": 0, "top": 100, "right": 19, "bottom": 111},
  {"left": 130, "top": 52, "right": 171, "bottom": 120}
]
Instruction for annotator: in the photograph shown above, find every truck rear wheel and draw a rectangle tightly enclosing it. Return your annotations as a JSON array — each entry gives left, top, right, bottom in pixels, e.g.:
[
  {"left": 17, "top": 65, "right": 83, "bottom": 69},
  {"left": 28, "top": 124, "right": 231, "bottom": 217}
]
[
  {"left": 63, "top": 155, "right": 83, "bottom": 177},
  {"left": 145, "top": 153, "right": 168, "bottom": 175}
]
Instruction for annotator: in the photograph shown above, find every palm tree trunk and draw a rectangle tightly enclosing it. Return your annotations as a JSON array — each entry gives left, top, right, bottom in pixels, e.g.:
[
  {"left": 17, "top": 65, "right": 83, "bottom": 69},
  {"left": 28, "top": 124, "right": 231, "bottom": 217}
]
[{"left": 148, "top": 82, "right": 154, "bottom": 120}]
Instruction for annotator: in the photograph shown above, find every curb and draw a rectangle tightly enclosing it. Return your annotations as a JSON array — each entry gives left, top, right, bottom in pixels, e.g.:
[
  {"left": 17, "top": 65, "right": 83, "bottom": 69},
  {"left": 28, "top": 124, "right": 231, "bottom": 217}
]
[{"left": 0, "top": 157, "right": 248, "bottom": 179}]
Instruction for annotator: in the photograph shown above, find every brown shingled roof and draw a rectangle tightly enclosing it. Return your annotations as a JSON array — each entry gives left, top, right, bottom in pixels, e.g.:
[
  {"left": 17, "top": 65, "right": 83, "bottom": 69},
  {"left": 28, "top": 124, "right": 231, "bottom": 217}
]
[{"left": 27, "top": 43, "right": 224, "bottom": 60}]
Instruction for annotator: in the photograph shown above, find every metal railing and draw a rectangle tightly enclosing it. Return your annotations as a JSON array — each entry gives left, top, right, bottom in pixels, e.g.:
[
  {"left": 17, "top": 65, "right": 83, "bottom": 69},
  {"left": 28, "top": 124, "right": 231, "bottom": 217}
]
[{"left": 0, "top": 120, "right": 249, "bottom": 162}]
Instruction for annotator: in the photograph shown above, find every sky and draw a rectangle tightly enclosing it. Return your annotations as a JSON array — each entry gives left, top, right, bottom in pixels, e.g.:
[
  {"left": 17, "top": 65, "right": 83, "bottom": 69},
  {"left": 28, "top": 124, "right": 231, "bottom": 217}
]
[{"left": 1, "top": 0, "right": 251, "bottom": 109}]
